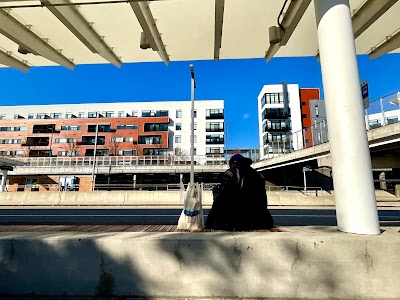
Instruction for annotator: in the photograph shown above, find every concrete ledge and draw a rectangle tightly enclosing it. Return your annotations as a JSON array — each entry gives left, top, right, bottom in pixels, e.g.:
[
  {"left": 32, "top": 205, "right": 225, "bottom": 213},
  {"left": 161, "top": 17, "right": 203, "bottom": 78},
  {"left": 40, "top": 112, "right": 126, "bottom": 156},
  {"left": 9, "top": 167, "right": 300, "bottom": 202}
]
[
  {"left": 0, "top": 227, "right": 399, "bottom": 299},
  {"left": 0, "top": 191, "right": 399, "bottom": 207}
]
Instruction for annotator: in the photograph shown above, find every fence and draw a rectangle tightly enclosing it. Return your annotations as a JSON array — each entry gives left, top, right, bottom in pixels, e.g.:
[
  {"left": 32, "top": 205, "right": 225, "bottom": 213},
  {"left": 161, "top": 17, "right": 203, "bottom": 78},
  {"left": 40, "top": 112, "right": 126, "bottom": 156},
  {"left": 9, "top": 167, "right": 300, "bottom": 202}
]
[{"left": 13, "top": 155, "right": 228, "bottom": 168}]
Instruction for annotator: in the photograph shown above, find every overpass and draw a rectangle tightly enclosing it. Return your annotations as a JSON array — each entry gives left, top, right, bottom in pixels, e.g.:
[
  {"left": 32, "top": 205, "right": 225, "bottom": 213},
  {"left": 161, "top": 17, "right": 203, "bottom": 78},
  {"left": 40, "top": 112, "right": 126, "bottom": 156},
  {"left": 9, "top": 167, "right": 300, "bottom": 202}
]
[{"left": 253, "top": 122, "right": 400, "bottom": 171}]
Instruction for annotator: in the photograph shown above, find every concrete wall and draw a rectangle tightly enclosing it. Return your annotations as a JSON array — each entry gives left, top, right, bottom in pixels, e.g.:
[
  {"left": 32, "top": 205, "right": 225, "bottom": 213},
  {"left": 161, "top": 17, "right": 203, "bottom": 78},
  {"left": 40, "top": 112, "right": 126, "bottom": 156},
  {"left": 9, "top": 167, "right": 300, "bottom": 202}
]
[
  {"left": 0, "top": 229, "right": 399, "bottom": 299},
  {"left": 0, "top": 190, "right": 398, "bottom": 207}
]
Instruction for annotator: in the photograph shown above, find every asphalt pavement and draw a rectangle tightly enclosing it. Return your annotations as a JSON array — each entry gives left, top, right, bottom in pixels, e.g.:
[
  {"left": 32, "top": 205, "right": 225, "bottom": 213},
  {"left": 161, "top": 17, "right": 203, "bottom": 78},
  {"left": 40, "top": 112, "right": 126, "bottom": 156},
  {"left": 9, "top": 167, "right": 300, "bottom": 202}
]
[{"left": 0, "top": 208, "right": 399, "bottom": 226}]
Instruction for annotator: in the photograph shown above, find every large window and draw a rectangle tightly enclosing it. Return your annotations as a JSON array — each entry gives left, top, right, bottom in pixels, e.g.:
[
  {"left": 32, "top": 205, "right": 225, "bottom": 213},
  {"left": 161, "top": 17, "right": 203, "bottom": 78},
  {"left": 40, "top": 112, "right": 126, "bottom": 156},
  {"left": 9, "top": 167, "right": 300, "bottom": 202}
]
[
  {"left": 110, "top": 137, "right": 134, "bottom": 142},
  {"left": 138, "top": 135, "right": 162, "bottom": 144},
  {"left": 116, "top": 124, "right": 138, "bottom": 130},
  {"left": 143, "top": 148, "right": 168, "bottom": 155},
  {"left": 0, "top": 150, "right": 24, "bottom": 156},
  {"left": 206, "top": 122, "right": 224, "bottom": 132},
  {"left": 33, "top": 124, "right": 56, "bottom": 133},
  {"left": 0, "top": 126, "right": 27, "bottom": 132},
  {"left": 118, "top": 111, "right": 125, "bottom": 117},
  {"left": 28, "top": 113, "right": 34, "bottom": 119},
  {"left": 58, "top": 151, "right": 79, "bottom": 157},
  {"left": 61, "top": 125, "right": 82, "bottom": 131},
  {"left": 0, "top": 114, "right": 6, "bottom": 120},
  {"left": 0, "top": 139, "right": 21, "bottom": 144},
  {"left": 142, "top": 110, "right": 168, "bottom": 117},
  {"left": 55, "top": 138, "right": 77, "bottom": 143},
  {"left": 50, "top": 113, "right": 62, "bottom": 119},
  {"left": 85, "top": 149, "right": 109, "bottom": 156},
  {"left": 261, "top": 92, "right": 287, "bottom": 106},
  {"left": 36, "top": 113, "right": 49, "bottom": 119},
  {"left": 88, "top": 125, "right": 111, "bottom": 132},
  {"left": 116, "top": 150, "right": 137, "bottom": 156},
  {"left": 206, "top": 147, "right": 223, "bottom": 154},
  {"left": 144, "top": 123, "right": 168, "bottom": 132},
  {"left": 264, "top": 120, "right": 288, "bottom": 132},
  {"left": 88, "top": 112, "right": 99, "bottom": 118},
  {"left": 81, "top": 136, "right": 105, "bottom": 145},
  {"left": 78, "top": 112, "right": 85, "bottom": 118},
  {"left": 206, "top": 135, "right": 224, "bottom": 144},
  {"left": 206, "top": 109, "right": 224, "bottom": 119},
  {"left": 103, "top": 111, "right": 114, "bottom": 118}
]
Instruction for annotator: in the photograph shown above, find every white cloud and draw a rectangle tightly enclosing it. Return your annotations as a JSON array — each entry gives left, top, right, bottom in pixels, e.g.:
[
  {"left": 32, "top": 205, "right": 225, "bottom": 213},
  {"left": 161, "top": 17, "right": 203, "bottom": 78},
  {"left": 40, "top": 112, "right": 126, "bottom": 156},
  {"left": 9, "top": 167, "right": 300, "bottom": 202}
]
[{"left": 243, "top": 113, "right": 250, "bottom": 120}]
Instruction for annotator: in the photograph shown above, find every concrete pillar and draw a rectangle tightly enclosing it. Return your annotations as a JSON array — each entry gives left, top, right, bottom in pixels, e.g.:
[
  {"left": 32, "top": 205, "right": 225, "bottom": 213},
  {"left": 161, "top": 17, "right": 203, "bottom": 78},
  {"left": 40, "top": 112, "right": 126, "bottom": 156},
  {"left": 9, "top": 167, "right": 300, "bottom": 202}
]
[
  {"left": 0, "top": 170, "right": 7, "bottom": 192},
  {"left": 395, "top": 184, "right": 400, "bottom": 198},
  {"left": 379, "top": 172, "right": 387, "bottom": 191},
  {"left": 314, "top": 0, "right": 380, "bottom": 235}
]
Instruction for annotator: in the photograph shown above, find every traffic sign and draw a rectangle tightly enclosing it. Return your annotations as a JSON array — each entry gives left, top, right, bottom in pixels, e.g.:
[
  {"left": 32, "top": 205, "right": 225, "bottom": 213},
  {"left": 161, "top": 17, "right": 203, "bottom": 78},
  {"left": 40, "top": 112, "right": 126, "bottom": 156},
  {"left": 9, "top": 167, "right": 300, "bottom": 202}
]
[{"left": 361, "top": 81, "right": 369, "bottom": 109}]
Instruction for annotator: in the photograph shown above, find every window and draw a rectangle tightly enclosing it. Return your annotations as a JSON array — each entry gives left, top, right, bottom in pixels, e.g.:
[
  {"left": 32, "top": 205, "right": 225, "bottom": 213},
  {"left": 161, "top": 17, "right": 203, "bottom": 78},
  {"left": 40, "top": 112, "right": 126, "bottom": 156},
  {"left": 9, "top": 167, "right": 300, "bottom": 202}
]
[
  {"left": 36, "top": 113, "right": 48, "bottom": 119},
  {"left": 317, "top": 133, "right": 321, "bottom": 143},
  {"left": 194, "top": 122, "right": 197, "bottom": 130},
  {"left": 0, "top": 150, "right": 24, "bottom": 156},
  {"left": 0, "top": 139, "right": 21, "bottom": 144},
  {"left": 88, "top": 112, "right": 98, "bottom": 118},
  {"left": 302, "top": 102, "right": 306, "bottom": 106},
  {"left": 103, "top": 111, "right": 114, "bottom": 118},
  {"left": 51, "top": 113, "right": 62, "bottom": 119},
  {"left": 206, "top": 147, "right": 223, "bottom": 154},
  {"left": 315, "top": 105, "right": 319, "bottom": 117},
  {"left": 175, "top": 135, "right": 182, "bottom": 143},
  {"left": 206, "top": 109, "right": 224, "bottom": 119},
  {"left": 138, "top": 135, "right": 162, "bottom": 144},
  {"left": 176, "top": 123, "right": 182, "bottom": 130},
  {"left": 85, "top": 149, "right": 109, "bottom": 156},
  {"left": 193, "top": 148, "right": 197, "bottom": 155},
  {"left": 194, "top": 110, "right": 197, "bottom": 118},
  {"left": 118, "top": 111, "right": 125, "bottom": 117},
  {"left": 322, "top": 120, "right": 326, "bottom": 129},
  {"left": 116, "top": 124, "right": 138, "bottom": 130},
  {"left": 387, "top": 117, "right": 398, "bottom": 124},
  {"left": 14, "top": 114, "right": 20, "bottom": 119},
  {"left": 194, "top": 135, "right": 197, "bottom": 143},
  {"left": 28, "top": 113, "right": 34, "bottom": 119},
  {"left": 78, "top": 112, "right": 85, "bottom": 118},
  {"left": 206, "top": 122, "right": 224, "bottom": 132},
  {"left": 117, "top": 150, "right": 137, "bottom": 156},
  {"left": 61, "top": 125, "right": 81, "bottom": 131},
  {"left": 0, "top": 126, "right": 27, "bottom": 132},
  {"left": 33, "top": 124, "right": 56, "bottom": 133},
  {"left": 81, "top": 136, "right": 105, "bottom": 145},
  {"left": 111, "top": 137, "right": 134, "bottom": 142},
  {"left": 142, "top": 110, "right": 168, "bottom": 117},
  {"left": 143, "top": 123, "right": 168, "bottom": 132},
  {"left": 0, "top": 114, "right": 6, "bottom": 120},
  {"left": 176, "top": 110, "right": 182, "bottom": 118},
  {"left": 88, "top": 125, "right": 111, "bottom": 132},
  {"left": 302, "top": 114, "right": 307, "bottom": 118},
  {"left": 65, "top": 113, "right": 73, "bottom": 119},
  {"left": 206, "top": 135, "right": 224, "bottom": 144},
  {"left": 58, "top": 151, "right": 79, "bottom": 156},
  {"left": 132, "top": 111, "right": 138, "bottom": 117},
  {"left": 314, "top": 120, "right": 317, "bottom": 129},
  {"left": 143, "top": 148, "right": 168, "bottom": 156},
  {"left": 55, "top": 138, "right": 77, "bottom": 143}
]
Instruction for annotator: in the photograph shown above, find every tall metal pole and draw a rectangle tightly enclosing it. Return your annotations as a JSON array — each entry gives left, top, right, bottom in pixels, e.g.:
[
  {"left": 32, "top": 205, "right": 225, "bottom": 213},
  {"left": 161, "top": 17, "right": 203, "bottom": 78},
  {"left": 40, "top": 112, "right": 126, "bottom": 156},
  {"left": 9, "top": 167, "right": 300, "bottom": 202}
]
[
  {"left": 190, "top": 65, "right": 196, "bottom": 184},
  {"left": 315, "top": 0, "right": 379, "bottom": 234},
  {"left": 91, "top": 124, "right": 99, "bottom": 191}
]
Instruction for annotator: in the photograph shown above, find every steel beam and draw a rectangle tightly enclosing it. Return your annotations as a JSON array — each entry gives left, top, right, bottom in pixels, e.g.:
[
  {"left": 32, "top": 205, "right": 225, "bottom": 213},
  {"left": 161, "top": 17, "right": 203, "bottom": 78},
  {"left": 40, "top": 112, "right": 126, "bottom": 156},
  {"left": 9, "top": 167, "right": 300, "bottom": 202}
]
[
  {"left": 42, "top": 0, "right": 121, "bottom": 68},
  {"left": 369, "top": 31, "right": 400, "bottom": 59},
  {"left": 0, "top": 9, "right": 75, "bottom": 69},
  {"left": 0, "top": 49, "right": 29, "bottom": 71},
  {"left": 265, "top": 0, "right": 312, "bottom": 62},
  {"left": 130, "top": 1, "right": 169, "bottom": 65},
  {"left": 214, "top": 0, "right": 224, "bottom": 60},
  {"left": 352, "top": 0, "right": 398, "bottom": 39}
]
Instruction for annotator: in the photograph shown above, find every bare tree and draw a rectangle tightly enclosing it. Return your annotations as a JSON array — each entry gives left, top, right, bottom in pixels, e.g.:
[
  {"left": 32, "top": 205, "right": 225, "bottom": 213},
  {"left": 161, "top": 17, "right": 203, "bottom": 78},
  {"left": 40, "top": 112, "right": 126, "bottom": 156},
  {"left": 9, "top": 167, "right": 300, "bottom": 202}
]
[
  {"left": 174, "top": 146, "right": 189, "bottom": 164},
  {"left": 105, "top": 134, "right": 123, "bottom": 156},
  {"left": 63, "top": 141, "right": 79, "bottom": 156}
]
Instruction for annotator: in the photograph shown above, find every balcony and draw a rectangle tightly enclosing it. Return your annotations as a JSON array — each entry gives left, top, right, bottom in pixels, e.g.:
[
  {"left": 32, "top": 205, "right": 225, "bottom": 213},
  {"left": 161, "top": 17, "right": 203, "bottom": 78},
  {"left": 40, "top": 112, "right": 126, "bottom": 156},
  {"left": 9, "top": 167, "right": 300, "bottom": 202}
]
[
  {"left": 264, "top": 124, "right": 289, "bottom": 132},
  {"left": 22, "top": 137, "right": 50, "bottom": 147},
  {"left": 206, "top": 136, "right": 224, "bottom": 145},
  {"left": 32, "top": 124, "right": 59, "bottom": 134},
  {"left": 263, "top": 110, "right": 290, "bottom": 120},
  {"left": 206, "top": 113, "right": 224, "bottom": 120},
  {"left": 143, "top": 123, "right": 169, "bottom": 132},
  {"left": 87, "top": 125, "right": 115, "bottom": 133},
  {"left": 79, "top": 136, "right": 106, "bottom": 146}
]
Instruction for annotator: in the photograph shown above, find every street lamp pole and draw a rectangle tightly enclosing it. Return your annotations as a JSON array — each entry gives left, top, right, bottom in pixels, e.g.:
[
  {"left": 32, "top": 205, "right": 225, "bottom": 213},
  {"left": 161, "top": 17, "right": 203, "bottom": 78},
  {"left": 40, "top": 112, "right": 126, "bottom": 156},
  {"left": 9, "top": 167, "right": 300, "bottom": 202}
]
[
  {"left": 91, "top": 123, "right": 99, "bottom": 191},
  {"left": 190, "top": 64, "right": 196, "bottom": 184}
]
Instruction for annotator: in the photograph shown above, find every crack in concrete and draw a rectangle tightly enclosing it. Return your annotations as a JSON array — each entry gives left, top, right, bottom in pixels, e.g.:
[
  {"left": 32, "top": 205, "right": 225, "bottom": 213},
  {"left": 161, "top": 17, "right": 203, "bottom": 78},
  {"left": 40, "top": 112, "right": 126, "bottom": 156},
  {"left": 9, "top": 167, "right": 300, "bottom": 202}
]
[
  {"left": 233, "top": 237, "right": 242, "bottom": 272},
  {"left": 291, "top": 240, "right": 300, "bottom": 298}
]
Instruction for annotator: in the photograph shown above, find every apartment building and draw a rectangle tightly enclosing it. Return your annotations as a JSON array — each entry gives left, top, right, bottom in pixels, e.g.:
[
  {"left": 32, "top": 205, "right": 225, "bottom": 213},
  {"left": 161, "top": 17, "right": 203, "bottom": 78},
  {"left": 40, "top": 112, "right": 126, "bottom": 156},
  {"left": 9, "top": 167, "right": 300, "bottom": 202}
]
[
  {"left": 0, "top": 100, "right": 225, "bottom": 158},
  {"left": 258, "top": 83, "right": 323, "bottom": 160}
]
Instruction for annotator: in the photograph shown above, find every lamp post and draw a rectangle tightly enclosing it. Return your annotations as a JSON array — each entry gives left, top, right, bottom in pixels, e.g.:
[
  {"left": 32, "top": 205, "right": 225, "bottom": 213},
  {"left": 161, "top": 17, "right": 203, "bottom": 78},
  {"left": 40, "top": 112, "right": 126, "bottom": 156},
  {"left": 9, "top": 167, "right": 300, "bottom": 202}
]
[
  {"left": 302, "top": 165, "right": 312, "bottom": 195},
  {"left": 190, "top": 64, "right": 196, "bottom": 184},
  {"left": 91, "top": 123, "right": 99, "bottom": 191}
]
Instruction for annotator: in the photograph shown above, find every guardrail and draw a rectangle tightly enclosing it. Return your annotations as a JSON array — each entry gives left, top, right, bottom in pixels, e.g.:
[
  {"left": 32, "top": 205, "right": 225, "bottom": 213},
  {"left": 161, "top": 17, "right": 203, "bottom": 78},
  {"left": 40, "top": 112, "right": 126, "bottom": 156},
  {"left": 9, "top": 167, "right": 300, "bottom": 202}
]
[{"left": 12, "top": 155, "right": 228, "bottom": 168}]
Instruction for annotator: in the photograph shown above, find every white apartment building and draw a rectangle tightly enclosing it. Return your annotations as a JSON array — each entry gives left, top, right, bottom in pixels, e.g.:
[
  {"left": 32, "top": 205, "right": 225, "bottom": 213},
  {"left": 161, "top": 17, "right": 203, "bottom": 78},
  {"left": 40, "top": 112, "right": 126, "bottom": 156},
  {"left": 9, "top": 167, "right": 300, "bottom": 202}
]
[
  {"left": 0, "top": 100, "right": 225, "bottom": 158},
  {"left": 257, "top": 83, "right": 303, "bottom": 160}
]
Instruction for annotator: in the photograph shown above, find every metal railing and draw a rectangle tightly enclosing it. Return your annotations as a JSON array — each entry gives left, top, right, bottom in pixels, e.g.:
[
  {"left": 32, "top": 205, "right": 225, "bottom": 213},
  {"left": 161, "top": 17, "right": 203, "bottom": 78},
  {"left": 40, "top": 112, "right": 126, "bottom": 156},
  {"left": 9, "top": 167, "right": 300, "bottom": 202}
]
[
  {"left": 262, "top": 90, "right": 400, "bottom": 160},
  {"left": 13, "top": 155, "right": 228, "bottom": 168}
]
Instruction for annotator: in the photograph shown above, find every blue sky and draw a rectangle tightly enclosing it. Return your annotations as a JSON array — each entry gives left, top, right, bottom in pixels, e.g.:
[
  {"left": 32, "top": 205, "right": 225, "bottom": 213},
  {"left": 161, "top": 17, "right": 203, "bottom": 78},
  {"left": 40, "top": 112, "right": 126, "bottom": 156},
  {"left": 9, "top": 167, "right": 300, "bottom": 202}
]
[{"left": 0, "top": 54, "right": 399, "bottom": 149}]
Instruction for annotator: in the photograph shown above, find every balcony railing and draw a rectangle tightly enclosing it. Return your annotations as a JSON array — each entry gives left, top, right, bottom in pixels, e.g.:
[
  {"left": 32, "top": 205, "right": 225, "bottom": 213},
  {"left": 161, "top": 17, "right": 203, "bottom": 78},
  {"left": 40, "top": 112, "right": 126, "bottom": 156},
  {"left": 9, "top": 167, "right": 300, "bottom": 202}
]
[{"left": 263, "top": 112, "right": 290, "bottom": 120}]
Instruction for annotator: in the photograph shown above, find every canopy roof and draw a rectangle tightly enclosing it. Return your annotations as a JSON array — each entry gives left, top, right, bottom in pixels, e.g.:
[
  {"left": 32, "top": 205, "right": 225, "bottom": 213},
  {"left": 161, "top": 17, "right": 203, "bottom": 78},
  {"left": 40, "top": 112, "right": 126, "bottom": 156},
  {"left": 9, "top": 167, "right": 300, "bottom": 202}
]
[{"left": 0, "top": 0, "right": 399, "bottom": 71}]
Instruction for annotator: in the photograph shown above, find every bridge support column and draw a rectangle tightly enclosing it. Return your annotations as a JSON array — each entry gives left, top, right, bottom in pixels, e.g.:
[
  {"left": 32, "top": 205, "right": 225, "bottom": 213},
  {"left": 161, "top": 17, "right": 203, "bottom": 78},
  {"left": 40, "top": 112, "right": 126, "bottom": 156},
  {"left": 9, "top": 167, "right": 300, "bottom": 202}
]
[
  {"left": 314, "top": 0, "right": 380, "bottom": 234},
  {"left": 0, "top": 169, "right": 7, "bottom": 192}
]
